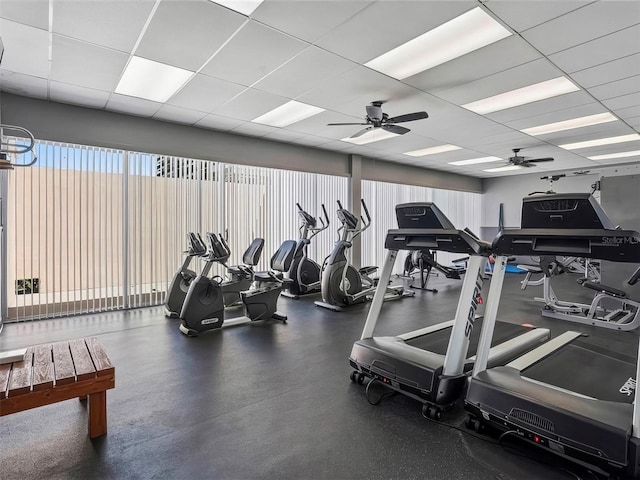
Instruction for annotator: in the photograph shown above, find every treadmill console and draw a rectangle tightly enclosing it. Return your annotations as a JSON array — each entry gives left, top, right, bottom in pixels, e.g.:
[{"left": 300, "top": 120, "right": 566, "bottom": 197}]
[
  {"left": 388, "top": 203, "right": 491, "bottom": 255},
  {"left": 522, "top": 193, "right": 615, "bottom": 229},
  {"left": 396, "top": 203, "right": 455, "bottom": 229},
  {"left": 494, "top": 193, "right": 640, "bottom": 262}
]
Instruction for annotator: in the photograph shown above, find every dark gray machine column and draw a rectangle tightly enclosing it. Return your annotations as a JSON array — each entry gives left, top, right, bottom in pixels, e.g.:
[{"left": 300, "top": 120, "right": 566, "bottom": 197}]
[{"left": 601, "top": 175, "right": 640, "bottom": 298}]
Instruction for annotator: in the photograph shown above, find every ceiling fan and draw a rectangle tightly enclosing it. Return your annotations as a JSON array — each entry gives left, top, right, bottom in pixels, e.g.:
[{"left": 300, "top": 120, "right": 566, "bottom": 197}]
[
  {"left": 506, "top": 148, "right": 554, "bottom": 167},
  {"left": 327, "top": 101, "right": 428, "bottom": 139}
]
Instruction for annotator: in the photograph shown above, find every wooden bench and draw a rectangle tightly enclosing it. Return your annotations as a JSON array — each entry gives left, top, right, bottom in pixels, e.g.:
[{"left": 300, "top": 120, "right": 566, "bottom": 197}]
[{"left": 0, "top": 337, "right": 115, "bottom": 438}]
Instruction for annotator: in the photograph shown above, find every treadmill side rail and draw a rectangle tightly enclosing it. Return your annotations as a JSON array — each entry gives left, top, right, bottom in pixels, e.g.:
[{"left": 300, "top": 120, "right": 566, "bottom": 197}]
[
  {"left": 507, "top": 331, "right": 583, "bottom": 372},
  {"left": 467, "top": 327, "right": 551, "bottom": 368}
]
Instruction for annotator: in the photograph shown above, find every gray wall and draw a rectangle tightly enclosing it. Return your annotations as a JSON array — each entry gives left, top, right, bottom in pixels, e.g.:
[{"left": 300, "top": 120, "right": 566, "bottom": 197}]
[
  {"left": 481, "top": 163, "right": 640, "bottom": 229},
  {"left": 1, "top": 93, "right": 482, "bottom": 193}
]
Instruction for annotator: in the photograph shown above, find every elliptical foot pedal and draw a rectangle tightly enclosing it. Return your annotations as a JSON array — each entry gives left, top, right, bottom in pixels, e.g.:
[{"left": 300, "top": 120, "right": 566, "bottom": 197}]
[{"left": 271, "top": 311, "right": 288, "bottom": 322}]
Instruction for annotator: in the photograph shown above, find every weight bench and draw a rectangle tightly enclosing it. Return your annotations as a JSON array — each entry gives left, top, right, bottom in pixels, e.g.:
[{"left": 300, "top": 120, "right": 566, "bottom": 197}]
[
  {"left": 0, "top": 337, "right": 115, "bottom": 438},
  {"left": 517, "top": 264, "right": 544, "bottom": 290}
]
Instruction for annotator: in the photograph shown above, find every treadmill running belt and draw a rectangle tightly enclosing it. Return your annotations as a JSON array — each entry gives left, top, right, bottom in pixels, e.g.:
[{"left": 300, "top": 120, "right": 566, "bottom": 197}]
[
  {"left": 523, "top": 340, "right": 636, "bottom": 403},
  {"left": 406, "top": 320, "right": 530, "bottom": 357}
]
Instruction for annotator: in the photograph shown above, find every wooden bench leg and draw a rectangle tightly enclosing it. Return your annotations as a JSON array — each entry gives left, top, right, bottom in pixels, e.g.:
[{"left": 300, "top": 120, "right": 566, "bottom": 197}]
[{"left": 88, "top": 391, "right": 107, "bottom": 438}]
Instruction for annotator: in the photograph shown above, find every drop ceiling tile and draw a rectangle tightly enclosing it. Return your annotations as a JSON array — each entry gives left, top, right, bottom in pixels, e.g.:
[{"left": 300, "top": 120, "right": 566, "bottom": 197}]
[
  {"left": 315, "top": 1, "right": 473, "bottom": 64},
  {"left": 522, "top": 1, "right": 640, "bottom": 55},
  {"left": 549, "top": 25, "right": 640, "bottom": 73},
  {"left": 613, "top": 106, "right": 640, "bottom": 120},
  {"left": 485, "top": 1, "right": 590, "bottom": 33},
  {"left": 575, "top": 140, "right": 640, "bottom": 157},
  {"left": 153, "top": 105, "right": 208, "bottom": 125},
  {"left": 50, "top": 35, "right": 129, "bottom": 91},
  {"left": 252, "top": 0, "right": 373, "bottom": 43},
  {"left": 505, "top": 102, "right": 609, "bottom": 131},
  {"left": 603, "top": 92, "right": 640, "bottom": 111},
  {"left": 297, "top": 66, "right": 396, "bottom": 110},
  {"left": 253, "top": 46, "right": 355, "bottom": 99},
  {"left": 625, "top": 116, "right": 640, "bottom": 128},
  {"left": 0, "top": 19, "right": 49, "bottom": 77},
  {"left": 406, "top": 36, "right": 541, "bottom": 93},
  {"left": 0, "top": 0, "right": 49, "bottom": 29},
  {"left": 588, "top": 75, "right": 640, "bottom": 101},
  {"left": 195, "top": 113, "right": 244, "bottom": 132},
  {"left": 293, "top": 135, "right": 332, "bottom": 148},
  {"left": 168, "top": 74, "right": 246, "bottom": 113},
  {"left": 570, "top": 53, "right": 640, "bottom": 89},
  {"left": 136, "top": 0, "right": 246, "bottom": 71},
  {"left": 53, "top": 0, "right": 155, "bottom": 53},
  {"left": 49, "top": 81, "right": 111, "bottom": 109},
  {"left": 544, "top": 124, "right": 638, "bottom": 147},
  {"left": 591, "top": 153, "right": 640, "bottom": 165},
  {"left": 530, "top": 121, "right": 630, "bottom": 144},
  {"left": 486, "top": 91, "right": 594, "bottom": 124},
  {"left": 201, "top": 20, "right": 307, "bottom": 87},
  {"left": 263, "top": 129, "right": 305, "bottom": 143},
  {"left": 0, "top": 70, "right": 48, "bottom": 98},
  {"left": 431, "top": 58, "right": 563, "bottom": 105},
  {"left": 230, "top": 122, "right": 278, "bottom": 137},
  {"left": 212, "top": 88, "right": 288, "bottom": 121},
  {"left": 286, "top": 111, "right": 360, "bottom": 136},
  {"left": 106, "top": 93, "right": 162, "bottom": 117}
]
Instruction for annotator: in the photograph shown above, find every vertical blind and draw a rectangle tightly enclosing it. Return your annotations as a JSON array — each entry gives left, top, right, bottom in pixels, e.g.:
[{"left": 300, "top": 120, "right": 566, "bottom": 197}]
[
  {"left": 5, "top": 140, "right": 348, "bottom": 321},
  {"left": 6, "top": 138, "right": 481, "bottom": 322},
  {"left": 361, "top": 180, "right": 482, "bottom": 274}
]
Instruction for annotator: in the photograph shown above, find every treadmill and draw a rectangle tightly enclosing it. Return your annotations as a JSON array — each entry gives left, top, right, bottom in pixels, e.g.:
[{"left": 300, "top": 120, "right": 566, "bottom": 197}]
[
  {"left": 349, "top": 203, "right": 550, "bottom": 419},
  {"left": 465, "top": 193, "right": 640, "bottom": 478}
]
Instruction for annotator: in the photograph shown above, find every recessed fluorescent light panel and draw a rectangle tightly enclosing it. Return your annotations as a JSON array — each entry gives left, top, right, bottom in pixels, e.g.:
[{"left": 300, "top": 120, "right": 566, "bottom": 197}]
[
  {"left": 463, "top": 77, "right": 579, "bottom": 114},
  {"left": 521, "top": 112, "right": 617, "bottom": 136},
  {"left": 115, "top": 56, "right": 193, "bottom": 103},
  {"left": 365, "top": 7, "right": 511, "bottom": 80},
  {"left": 588, "top": 150, "right": 640, "bottom": 161},
  {"left": 404, "top": 144, "right": 461, "bottom": 157},
  {"left": 448, "top": 156, "right": 502, "bottom": 166},
  {"left": 341, "top": 129, "right": 398, "bottom": 145},
  {"left": 559, "top": 134, "right": 640, "bottom": 150},
  {"left": 251, "top": 100, "right": 325, "bottom": 127},
  {"left": 210, "top": 0, "right": 263, "bottom": 16},
  {"left": 484, "top": 165, "right": 522, "bottom": 172}
]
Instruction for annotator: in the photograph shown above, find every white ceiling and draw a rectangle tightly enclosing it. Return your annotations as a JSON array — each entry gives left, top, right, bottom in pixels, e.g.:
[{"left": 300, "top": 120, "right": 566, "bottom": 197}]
[{"left": 1, "top": 0, "right": 639, "bottom": 178}]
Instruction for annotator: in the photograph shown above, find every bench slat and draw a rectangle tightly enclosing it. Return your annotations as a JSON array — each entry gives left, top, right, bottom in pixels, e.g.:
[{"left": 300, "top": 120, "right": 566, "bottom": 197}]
[
  {"left": 32, "top": 344, "right": 54, "bottom": 391},
  {"left": 69, "top": 339, "right": 96, "bottom": 381},
  {"left": 8, "top": 348, "right": 34, "bottom": 396},
  {"left": 0, "top": 363, "right": 11, "bottom": 399},
  {"left": 85, "top": 337, "right": 114, "bottom": 376},
  {"left": 52, "top": 342, "right": 76, "bottom": 386}
]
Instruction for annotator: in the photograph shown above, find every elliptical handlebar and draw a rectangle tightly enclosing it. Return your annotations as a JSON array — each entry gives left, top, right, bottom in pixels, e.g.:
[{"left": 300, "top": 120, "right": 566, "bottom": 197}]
[
  {"left": 360, "top": 199, "right": 371, "bottom": 230},
  {"left": 628, "top": 266, "right": 640, "bottom": 286}
]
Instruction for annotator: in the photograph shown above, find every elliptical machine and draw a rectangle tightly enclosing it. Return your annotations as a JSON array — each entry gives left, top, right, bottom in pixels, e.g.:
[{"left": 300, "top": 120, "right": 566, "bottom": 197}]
[
  {"left": 164, "top": 232, "right": 208, "bottom": 318},
  {"left": 402, "top": 249, "right": 465, "bottom": 292},
  {"left": 315, "top": 200, "right": 413, "bottom": 311},
  {"left": 282, "top": 203, "right": 330, "bottom": 299},
  {"left": 179, "top": 233, "right": 295, "bottom": 336}
]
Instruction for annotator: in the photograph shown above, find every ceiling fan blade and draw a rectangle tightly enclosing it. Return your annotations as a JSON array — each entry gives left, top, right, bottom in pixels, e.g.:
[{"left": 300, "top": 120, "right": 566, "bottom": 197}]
[
  {"left": 350, "top": 126, "right": 375, "bottom": 138},
  {"left": 327, "top": 122, "right": 369, "bottom": 126},
  {"left": 527, "top": 157, "right": 555, "bottom": 163},
  {"left": 381, "top": 124, "right": 410, "bottom": 135},
  {"left": 385, "top": 111, "right": 429, "bottom": 123}
]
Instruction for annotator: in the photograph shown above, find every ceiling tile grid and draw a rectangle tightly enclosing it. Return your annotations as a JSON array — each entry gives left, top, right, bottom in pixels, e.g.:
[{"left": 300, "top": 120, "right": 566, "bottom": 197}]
[{"left": 1, "top": 0, "right": 639, "bottom": 178}]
